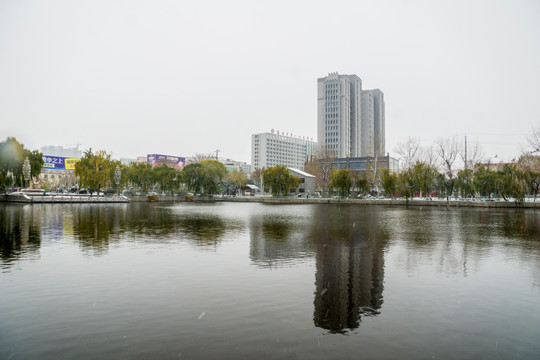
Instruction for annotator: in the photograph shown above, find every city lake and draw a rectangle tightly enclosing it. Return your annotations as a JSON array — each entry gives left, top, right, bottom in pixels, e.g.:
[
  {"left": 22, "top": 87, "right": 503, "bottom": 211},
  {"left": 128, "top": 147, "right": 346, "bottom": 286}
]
[{"left": 1, "top": 202, "right": 539, "bottom": 359}]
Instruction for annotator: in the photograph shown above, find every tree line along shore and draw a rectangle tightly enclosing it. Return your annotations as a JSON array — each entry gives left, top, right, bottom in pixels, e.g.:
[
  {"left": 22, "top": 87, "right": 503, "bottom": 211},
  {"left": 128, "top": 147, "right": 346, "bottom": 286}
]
[{"left": 1, "top": 133, "right": 540, "bottom": 207}]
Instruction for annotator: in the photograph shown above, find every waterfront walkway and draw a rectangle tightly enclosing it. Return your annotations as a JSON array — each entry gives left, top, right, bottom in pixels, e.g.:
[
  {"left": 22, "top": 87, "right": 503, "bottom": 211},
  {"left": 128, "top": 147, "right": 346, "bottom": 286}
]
[
  {"left": 3, "top": 193, "right": 538, "bottom": 208},
  {"left": 213, "top": 196, "right": 540, "bottom": 209},
  {"left": 3, "top": 193, "right": 130, "bottom": 203}
]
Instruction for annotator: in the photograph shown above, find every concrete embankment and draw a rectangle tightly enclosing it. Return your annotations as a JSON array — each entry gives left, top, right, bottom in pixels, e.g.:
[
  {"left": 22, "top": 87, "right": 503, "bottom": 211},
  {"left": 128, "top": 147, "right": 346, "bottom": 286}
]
[
  {"left": 213, "top": 197, "right": 540, "bottom": 209},
  {"left": 137, "top": 195, "right": 540, "bottom": 209},
  {"left": 3, "top": 193, "right": 538, "bottom": 209},
  {"left": 3, "top": 193, "right": 130, "bottom": 203}
]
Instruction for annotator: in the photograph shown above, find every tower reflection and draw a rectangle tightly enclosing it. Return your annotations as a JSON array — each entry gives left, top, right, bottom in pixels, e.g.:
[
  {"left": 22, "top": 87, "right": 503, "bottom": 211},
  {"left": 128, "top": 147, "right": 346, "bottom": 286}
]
[{"left": 310, "top": 205, "right": 387, "bottom": 333}]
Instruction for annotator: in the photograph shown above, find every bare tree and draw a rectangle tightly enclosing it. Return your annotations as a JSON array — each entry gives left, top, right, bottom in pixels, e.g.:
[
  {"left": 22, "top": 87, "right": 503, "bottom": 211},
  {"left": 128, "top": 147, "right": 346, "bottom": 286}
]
[
  {"left": 305, "top": 145, "right": 334, "bottom": 192},
  {"left": 459, "top": 138, "right": 484, "bottom": 170},
  {"left": 188, "top": 153, "right": 214, "bottom": 164},
  {"left": 518, "top": 152, "right": 540, "bottom": 201},
  {"left": 528, "top": 124, "right": 540, "bottom": 153},
  {"left": 436, "top": 136, "right": 459, "bottom": 178},
  {"left": 250, "top": 167, "right": 264, "bottom": 187},
  {"left": 394, "top": 137, "right": 421, "bottom": 170},
  {"left": 420, "top": 144, "right": 439, "bottom": 169}
]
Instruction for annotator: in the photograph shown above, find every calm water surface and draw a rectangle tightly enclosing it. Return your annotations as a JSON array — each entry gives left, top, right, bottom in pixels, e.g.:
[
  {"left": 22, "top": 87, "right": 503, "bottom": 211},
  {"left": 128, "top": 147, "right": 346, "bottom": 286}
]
[{"left": 1, "top": 202, "right": 539, "bottom": 359}]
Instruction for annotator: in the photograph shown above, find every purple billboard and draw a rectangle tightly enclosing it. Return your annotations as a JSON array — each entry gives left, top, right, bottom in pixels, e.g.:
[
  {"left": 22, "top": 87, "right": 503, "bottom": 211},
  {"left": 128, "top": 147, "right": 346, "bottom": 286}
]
[{"left": 147, "top": 154, "right": 186, "bottom": 167}]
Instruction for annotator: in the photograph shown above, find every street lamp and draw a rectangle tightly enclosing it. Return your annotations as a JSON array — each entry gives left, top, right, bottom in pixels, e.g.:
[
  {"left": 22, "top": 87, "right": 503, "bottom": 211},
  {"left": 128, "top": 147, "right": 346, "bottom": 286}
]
[
  {"left": 22, "top": 157, "right": 31, "bottom": 189},
  {"left": 114, "top": 165, "right": 121, "bottom": 195}
]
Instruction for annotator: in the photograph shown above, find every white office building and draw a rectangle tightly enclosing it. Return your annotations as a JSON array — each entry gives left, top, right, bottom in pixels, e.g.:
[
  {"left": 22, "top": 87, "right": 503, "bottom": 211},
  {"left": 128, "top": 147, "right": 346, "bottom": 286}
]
[
  {"left": 317, "top": 73, "right": 385, "bottom": 158},
  {"left": 40, "top": 145, "right": 82, "bottom": 159},
  {"left": 251, "top": 131, "right": 317, "bottom": 171}
]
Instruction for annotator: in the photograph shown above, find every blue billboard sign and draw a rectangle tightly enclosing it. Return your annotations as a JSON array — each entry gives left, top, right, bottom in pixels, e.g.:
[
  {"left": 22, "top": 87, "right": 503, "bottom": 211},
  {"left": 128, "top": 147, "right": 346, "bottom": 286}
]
[{"left": 43, "top": 155, "right": 66, "bottom": 170}]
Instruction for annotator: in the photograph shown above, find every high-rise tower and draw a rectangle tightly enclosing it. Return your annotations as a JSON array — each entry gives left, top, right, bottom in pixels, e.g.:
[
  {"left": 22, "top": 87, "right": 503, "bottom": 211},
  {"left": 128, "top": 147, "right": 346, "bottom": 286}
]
[
  {"left": 317, "top": 73, "right": 362, "bottom": 158},
  {"left": 317, "top": 73, "right": 385, "bottom": 158},
  {"left": 362, "top": 89, "right": 385, "bottom": 156}
]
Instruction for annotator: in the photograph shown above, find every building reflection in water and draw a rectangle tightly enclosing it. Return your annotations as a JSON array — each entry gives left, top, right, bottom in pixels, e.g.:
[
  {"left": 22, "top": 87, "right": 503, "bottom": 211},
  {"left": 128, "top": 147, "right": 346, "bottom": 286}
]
[
  {"left": 248, "top": 204, "right": 389, "bottom": 334},
  {"left": 309, "top": 205, "right": 388, "bottom": 334}
]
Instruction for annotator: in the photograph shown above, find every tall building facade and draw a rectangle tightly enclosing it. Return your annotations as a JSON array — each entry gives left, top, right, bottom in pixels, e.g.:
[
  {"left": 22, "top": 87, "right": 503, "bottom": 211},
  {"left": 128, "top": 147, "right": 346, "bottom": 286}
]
[
  {"left": 363, "top": 89, "right": 385, "bottom": 156},
  {"left": 317, "top": 73, "right": 385, "bottom": 158},
  {"left": 251, "top": 131, "right": 317, "bottom": 171}
]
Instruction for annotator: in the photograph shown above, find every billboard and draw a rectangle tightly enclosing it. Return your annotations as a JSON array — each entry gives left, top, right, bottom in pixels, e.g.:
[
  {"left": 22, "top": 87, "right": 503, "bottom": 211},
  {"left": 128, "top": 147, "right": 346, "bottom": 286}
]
[
  {"left": 65, "top": 158, "right": 80, "bottom": 170},
  {"left": 43, "top": 155, "right": 66, "bottom": 170},
  {"left": 147, "top": 154, "right": 186, "bottom": 167},
  {"left": 43, "top": 156, "right": 80, "bottom": 170}
]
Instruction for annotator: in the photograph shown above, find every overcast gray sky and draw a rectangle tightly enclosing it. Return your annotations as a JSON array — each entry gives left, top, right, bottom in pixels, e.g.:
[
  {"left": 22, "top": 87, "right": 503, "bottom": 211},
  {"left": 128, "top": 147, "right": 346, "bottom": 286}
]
[{"left": 1, "top": 0, "right": 539, "bottom": 163}]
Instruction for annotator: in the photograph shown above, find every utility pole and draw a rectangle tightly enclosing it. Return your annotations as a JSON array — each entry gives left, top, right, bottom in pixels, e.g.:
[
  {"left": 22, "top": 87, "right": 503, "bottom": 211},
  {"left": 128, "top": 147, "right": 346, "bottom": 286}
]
[
  {"left": 464, "top": 135, "right": 468, "bottom": 171},
  {"left": 215, "top": 149, "right": 220, "bottom": 160}
]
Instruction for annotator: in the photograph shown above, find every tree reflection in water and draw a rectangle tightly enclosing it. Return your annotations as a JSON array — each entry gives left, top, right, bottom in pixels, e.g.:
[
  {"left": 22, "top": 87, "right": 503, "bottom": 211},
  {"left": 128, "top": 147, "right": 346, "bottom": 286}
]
[
  {"left": 70, "top": 203, "right": 244, "bottom": 251},
  {"left": 72, "top": 205, "right": 120, "bottom": 255},
  {"left": 249, "top": 209, "right": 313, "bottom": 268},
  {"left": 0, "top": 204, "right": 41, "bottom": 268}
]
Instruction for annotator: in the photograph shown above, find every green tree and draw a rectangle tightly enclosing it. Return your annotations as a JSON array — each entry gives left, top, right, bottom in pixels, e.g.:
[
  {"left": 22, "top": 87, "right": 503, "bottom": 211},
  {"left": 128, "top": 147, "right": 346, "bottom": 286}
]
[
  {"left": 181, "top": 163, "right": 204, "bottom": 194},
  {"left": 27, "top": 149, "right": 44, "bottom": 183},
  {"left": 262, "top": 166, "right": 301, "bottom": 197},
  {"left": 199, "top": 160, "right": 227, "bottom": 196},
  {"left": 226, "top": 169, "right": 248, "bottom": 195},
  {"left": 154, "top": 164, "right": 179, "bottom": 194},
  {"left": 329, "top": 168, "right": 353, "bottom": 197},
  {"left": 126, "top": 162, "right": 155, "bottom": 192},
  {"left": 75, "top": 149, "right": 114, "bottom": 194},
  {"left": 380, "top": 169, "right": 398, "bottom": 198},
  {"left": 456, "top": 168, "right": 474, "bottom": 198},
  {"left": 473, "top": 165, "right": 497, "bottom": 198},
  {"left": 497, "top": 164, "right": 526, "bottom": 204},
  {"left": 411, "top": 162, "right": 438, "bottom": 197},
  {"left": 353, "top": 172, "right": 370, "bottom": 197},
  {"left": 397, "top": 170, "right": 414, "bottom": 199},
  {"left": 0, "top": 137, "right": 43, "bottom": 189}
]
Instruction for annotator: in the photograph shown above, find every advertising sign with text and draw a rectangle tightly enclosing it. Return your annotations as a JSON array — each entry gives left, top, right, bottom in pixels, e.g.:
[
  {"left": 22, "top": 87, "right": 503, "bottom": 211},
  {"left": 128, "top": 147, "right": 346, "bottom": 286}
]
[
  {"left": 147, "top": 154, "right": 186, "bottom": 167},
  {"left": 65, "top": 158, "right": 80, "bottom": 170},
  {"left": 42, "top": 155, "right": 66, "bottom": 170}
]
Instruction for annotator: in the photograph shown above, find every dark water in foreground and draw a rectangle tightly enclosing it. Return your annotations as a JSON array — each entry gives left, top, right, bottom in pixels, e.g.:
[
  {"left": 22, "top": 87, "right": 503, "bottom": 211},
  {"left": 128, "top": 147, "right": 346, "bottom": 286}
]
[{"left": 1, "top": 202, "right": 539, "bottom": 359}]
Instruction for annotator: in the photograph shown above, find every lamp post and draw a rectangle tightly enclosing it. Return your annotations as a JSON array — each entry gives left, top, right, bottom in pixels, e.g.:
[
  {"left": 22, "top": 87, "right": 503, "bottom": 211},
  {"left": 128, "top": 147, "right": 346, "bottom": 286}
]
[
  {"left": 22, "top": 157, "right": 31, "bottom": 189},
  {"left": 114, "top": 165, "right": 121, "bottom": 195}
]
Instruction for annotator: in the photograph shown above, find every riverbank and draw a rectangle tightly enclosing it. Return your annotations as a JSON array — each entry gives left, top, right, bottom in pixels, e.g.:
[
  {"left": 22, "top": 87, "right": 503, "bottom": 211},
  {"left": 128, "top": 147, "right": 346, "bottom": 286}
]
[
  {"left": 2, "top": 193, "right": 130, "bottom": 203},
  {"left": 212, "top": 196, "right": 540, "bottom": 209},
  {"left": 129, "top": 194, "right": 540, "bottom": 209},
  {"left": 3, "top": 193, "right": 539, "bottom": 209}
]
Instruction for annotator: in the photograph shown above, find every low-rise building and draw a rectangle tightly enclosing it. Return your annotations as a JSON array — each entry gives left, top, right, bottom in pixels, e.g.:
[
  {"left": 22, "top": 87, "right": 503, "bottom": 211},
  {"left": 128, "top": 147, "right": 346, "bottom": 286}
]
[
  {"left": 482, "top": 155, "right": 512, "bottom": 171},
  {"left": 331, "top": 154, "right": 399, "bottom": 174},
  {"left": 221, "top": 158, "right": 251, "bottom": 174},
  {"left": 288, "top": 168, "right": 316, "bottom": 196}
]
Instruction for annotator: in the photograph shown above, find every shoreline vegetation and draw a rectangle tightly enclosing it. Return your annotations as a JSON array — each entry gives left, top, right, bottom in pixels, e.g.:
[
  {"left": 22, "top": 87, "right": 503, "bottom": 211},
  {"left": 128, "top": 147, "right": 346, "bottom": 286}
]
[{"left": 2, "top": 134, "right": 540, "bottom": 207}]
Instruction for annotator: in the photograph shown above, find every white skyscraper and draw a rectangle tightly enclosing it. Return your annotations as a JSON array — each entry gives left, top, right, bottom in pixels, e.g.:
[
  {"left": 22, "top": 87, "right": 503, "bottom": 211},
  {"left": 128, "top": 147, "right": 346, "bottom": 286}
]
[
  {"left": 317, "top": 73, "right": 362, "bottom": 158},
  {"left": 317, "top": 73, "right": 385, "bottom": 158}
]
